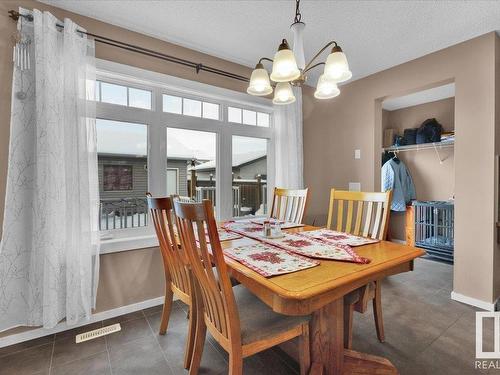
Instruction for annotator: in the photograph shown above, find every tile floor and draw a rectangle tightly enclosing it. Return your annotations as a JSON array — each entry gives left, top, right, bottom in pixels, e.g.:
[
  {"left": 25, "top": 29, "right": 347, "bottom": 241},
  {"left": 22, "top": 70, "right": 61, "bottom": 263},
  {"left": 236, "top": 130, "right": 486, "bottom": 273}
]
[{"left": 0, "top": 258, "right": 496, "bottom": 374}]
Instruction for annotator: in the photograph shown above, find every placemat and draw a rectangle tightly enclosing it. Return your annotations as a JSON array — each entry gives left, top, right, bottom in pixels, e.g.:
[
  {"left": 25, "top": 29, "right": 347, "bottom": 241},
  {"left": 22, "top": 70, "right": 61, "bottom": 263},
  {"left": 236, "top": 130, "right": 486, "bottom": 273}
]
[
  {"left": 297, "top": 229, "right": 380, "bottom": 247},
  {"left": 223, "top": 242, "right": 319, "bottom": 277}
]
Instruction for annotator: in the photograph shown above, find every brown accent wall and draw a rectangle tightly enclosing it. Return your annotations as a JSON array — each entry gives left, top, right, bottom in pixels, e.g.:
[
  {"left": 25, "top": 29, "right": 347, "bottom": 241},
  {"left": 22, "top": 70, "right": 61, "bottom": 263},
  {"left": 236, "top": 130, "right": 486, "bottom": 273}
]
[
  {"left": 303, "top": 32, "right": 498, "bottom": 304},
  {"left": 0, "top": 1, "right": 251, "bottom": 337},
  {"left": 382, "top": 98, "right": 455, "bottom": 240}
]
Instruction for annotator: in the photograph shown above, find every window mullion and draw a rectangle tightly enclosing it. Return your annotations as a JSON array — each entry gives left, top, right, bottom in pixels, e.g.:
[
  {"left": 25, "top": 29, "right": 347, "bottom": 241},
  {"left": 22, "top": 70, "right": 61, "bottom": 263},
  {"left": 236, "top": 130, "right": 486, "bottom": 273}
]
[
  {"left": 217, "top": 128, "right": 233, "bottom": 221},
  {"left": 148, "top": 88, "right": 167, "bottom": 196}
]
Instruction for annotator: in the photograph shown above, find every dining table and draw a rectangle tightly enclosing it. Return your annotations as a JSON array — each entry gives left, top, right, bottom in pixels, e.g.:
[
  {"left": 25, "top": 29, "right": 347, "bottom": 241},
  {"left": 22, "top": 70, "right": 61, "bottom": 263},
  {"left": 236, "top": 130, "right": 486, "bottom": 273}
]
[{"left": 217, "top": 223, "right": 425, "bottom": 375}]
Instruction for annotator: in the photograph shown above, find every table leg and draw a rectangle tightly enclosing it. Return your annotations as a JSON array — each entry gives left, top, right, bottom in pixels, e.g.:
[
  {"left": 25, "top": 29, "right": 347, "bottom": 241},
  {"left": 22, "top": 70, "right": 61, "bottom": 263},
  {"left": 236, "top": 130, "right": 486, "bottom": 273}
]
[{"left": 310, "top": 298, "right": 344, "bottom": 375}]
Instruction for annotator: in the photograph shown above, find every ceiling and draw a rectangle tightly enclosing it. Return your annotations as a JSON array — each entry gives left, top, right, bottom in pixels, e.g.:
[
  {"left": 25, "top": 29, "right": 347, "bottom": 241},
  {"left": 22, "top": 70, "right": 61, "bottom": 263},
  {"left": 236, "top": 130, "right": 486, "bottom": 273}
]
[
  {"left": 382, "top": 83, "right": 455, "bottom": 111},
  {"left": 38, "top": 0, "right": 500, "bottom": 85}
]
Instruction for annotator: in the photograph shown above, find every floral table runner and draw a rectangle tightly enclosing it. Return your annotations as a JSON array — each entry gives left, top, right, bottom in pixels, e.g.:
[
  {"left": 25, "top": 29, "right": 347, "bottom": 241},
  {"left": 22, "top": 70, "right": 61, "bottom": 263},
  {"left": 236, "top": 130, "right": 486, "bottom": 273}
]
[
  {"left": 297, "top": 229, "right": 380, "bottom": 247},
  {"left": 223, "top": 221, "right": 370, "bottom": 264},
  {"left": 223, "top": 242, "right": 319, "bottom": 277}
]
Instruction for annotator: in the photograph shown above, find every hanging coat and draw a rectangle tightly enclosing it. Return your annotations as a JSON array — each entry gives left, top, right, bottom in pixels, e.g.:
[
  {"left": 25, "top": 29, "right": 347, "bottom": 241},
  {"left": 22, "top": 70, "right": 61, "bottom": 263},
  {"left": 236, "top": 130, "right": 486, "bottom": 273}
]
[{"left": 381, "top": 159, "right": 416, "bottom": 211}]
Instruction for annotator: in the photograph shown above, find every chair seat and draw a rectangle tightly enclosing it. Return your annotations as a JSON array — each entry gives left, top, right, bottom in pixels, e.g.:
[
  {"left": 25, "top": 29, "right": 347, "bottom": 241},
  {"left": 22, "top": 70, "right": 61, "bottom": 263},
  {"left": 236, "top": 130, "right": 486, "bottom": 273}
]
[{"left": 232, "top": 285, "right": 310, "bottom": 345}]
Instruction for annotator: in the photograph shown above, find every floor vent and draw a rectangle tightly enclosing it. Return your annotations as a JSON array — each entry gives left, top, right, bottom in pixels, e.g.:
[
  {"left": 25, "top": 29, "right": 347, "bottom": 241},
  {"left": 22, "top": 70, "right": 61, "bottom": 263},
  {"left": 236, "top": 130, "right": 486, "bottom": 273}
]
[{"left": 75, "top": 323, "right": 121, "bottom": 343}]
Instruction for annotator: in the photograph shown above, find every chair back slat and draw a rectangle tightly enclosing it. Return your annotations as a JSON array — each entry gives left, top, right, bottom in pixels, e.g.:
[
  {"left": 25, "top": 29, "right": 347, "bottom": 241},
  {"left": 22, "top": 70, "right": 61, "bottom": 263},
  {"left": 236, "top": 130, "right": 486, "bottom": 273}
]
[
  {"left": 173, "top": 199, "right": 241, "bottom": 347},
  {"left": 270, "top": 187, "right": 309, "bottom": 224},
  {"left": 326, "top": 189, "right": 392, "bottom": 240},
  {"left": 147, "top": 194, "right": 191, "bottom": 298}
]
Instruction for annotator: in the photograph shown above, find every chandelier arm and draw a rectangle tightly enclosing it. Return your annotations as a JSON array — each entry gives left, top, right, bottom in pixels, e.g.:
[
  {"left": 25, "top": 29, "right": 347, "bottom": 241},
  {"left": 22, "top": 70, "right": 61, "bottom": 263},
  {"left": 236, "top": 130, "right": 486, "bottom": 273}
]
[
  {"left": 303, "top": 62, "right": 325, "bottom": 74},
  {"left": 303, "top": 41, "right": 338, "bottom": 72},
  {"left": 258, "top": 57, "right": 274, "bottom": 65}
]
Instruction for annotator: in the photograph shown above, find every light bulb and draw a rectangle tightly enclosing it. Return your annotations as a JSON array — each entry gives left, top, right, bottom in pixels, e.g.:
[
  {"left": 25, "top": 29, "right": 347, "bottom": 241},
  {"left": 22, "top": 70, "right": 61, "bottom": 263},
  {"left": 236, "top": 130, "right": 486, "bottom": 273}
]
[
  {"left": 272, "top": 82, "right": 296, "bottom": 105},
  {"left": 270, "top": 39, "right": 301, "bottom": 83}
]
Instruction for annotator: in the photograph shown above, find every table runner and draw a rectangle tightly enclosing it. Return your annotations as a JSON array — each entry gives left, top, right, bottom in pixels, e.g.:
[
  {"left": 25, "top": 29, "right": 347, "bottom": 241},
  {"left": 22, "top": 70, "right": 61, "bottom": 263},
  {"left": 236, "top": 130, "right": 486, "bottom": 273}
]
[
  {"left": 223, "top": 221, "right": 370, "bottom": 264},
  {"left": 297, "top": 229, "right": 380, "bottom": 247},
  {"left": 223, "top": 242, "right": 319, "bottom": 277}
]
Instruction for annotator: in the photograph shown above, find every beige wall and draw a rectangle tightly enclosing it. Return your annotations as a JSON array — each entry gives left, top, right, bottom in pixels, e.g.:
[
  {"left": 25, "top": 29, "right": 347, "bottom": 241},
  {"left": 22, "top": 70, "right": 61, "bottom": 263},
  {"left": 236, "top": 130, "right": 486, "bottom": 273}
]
[
  {"left": 0, "top": 1, "right": 252, "bottom": 337},
  {"left": 303, "top": 32, "right": 498, "bottom": 304},
  {"left": 382, "top": 98, "right": 455, "bottom": 240}
]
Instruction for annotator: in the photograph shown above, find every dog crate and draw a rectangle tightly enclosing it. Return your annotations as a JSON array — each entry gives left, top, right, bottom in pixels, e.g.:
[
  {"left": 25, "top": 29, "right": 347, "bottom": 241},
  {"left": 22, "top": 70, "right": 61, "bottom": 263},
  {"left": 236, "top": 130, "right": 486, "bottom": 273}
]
[{"left": 413, "top": 200, "right": 454, "bottom": 263}]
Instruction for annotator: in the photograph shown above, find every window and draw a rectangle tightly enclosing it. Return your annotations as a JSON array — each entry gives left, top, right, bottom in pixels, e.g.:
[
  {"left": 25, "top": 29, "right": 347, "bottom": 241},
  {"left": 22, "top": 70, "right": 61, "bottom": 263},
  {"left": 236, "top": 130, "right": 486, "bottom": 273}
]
[
  {"left": 94, "top": 67, "right": 273, "bottom": 250},
  {"left": 167, "top": 128, "right": 216, "bottom": 204},
  {"left": 163, "top": 94, "right": 183, "bottom": 114},
  {"left": 203, "top": 102, "right": 219, "bottom": 120},
  {"left": 103, "top": 165, "right": 133, "bottom": 191},
  {"left": 228, "top": 106, "right": 270, "bottom": 127},
  {"left": 232, "top": 136, "right": 268, "bottom": 217},
  {"left": 183, "top": 98, "right": 202, "bottom": 117},
  {"left": 162, "top": 94, "right": 220, "bottom": 120},
  {"left": 96, "top": 81, "right": 152, "bottom": 109},
  {"left": 96, "top": 119, "right": 148, "bottom": 231}
]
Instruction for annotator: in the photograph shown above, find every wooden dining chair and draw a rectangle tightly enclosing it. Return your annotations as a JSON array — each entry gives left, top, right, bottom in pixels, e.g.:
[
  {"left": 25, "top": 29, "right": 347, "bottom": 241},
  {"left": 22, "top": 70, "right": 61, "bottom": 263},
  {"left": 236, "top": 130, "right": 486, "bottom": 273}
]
[
  {"left": 146, "top": 193, "right": 196, "bottom": 370},
  {"left": 173, "top": 199, "right": 311, "bottom": 375},
  {"left": 270, "top": 187, "right": 310, "bottom": 224},
  {"left": 326, "top": 189, "right": 392, "bottom": 348}
]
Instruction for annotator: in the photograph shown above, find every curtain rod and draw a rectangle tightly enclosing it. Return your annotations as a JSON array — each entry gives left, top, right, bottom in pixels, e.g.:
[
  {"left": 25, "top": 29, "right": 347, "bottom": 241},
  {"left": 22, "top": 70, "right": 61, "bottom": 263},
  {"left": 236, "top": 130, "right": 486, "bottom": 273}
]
[{"left": 8, "top": 10, "right": 250, "bottom": 83}]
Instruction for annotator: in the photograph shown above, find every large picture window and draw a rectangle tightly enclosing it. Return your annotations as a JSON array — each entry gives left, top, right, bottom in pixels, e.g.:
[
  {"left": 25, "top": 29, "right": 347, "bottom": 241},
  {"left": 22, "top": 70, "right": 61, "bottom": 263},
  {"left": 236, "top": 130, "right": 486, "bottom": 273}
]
[{"left": 95, "top": 62, "right": 273, "bottom": 250}]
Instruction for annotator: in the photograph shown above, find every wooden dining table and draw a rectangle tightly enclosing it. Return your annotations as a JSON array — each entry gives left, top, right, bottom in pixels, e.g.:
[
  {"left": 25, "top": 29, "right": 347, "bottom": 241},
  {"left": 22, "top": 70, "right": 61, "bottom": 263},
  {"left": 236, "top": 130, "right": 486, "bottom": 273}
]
[{"left": 218, "top": 224, "right": 425, "bottom": 375}]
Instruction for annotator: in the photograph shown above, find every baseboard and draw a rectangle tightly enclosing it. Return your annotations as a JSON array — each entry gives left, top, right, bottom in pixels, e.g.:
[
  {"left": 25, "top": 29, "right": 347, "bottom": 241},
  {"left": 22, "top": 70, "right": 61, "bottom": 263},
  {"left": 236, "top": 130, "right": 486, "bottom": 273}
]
[
  {"left": 450, "top": 291, "right": 498, "bottom": 312},
  {"left": 0, "top": 296, "right": 165, "bottom": 348}
]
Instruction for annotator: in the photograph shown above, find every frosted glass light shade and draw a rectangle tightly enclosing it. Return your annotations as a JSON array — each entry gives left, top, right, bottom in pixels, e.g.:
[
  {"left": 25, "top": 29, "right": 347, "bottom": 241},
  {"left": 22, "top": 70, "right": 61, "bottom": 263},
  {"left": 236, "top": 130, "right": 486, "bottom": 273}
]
[
  {"left": 270, "top": 41, "right": 301, "bottom": 82},
  {"left": 272, "top": 82, "right": 296, "bottom": 105},
  {"left": 247, "top": 67, "right": 273, "bottom": 96},
  {"left": 314, "top": 74, "right": 340, "bottom": 99},
  {"left": 324, "top": 49, "right": 352, "bottom": 83}
]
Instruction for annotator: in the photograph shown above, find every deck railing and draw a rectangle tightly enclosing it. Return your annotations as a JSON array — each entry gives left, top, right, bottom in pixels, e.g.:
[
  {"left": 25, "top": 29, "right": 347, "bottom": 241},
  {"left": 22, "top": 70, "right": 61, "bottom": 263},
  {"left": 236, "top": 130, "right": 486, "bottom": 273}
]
[{"left": 99, "top": 197, "right": 148, "bottom": 230}]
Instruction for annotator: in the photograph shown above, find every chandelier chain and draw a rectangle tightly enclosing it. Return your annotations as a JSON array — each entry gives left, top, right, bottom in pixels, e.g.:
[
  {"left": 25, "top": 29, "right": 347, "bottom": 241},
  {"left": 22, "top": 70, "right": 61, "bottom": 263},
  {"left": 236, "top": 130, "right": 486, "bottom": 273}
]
[{"left": 294, "top": 0, "right": 302, "bottom": 23}]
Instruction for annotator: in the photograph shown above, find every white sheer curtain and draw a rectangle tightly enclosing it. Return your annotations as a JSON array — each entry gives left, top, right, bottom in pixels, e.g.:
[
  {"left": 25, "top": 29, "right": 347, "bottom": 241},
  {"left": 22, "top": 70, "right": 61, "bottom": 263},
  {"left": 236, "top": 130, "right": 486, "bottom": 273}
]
[
  {"left": 273, "top": 87, "right": 304, "bottom": 189},
  {"left": 0, "top": 9, "right": 100, "bottom": 331}
]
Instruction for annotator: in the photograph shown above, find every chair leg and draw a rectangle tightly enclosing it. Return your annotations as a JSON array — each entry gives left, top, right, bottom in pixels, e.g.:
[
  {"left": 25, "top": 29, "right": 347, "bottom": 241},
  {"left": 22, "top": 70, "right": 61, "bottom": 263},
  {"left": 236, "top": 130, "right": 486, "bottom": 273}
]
[
  {"left": 228, "top": 349, "right": 243, "bottom": 375},
  {"left": 298, "top": 324, "right": 311, "bottom": 375},
  {"left": 159, "top": 285, "right": 174, "bottom": 335},
  {"left": 343, "top": 302, "right": 354, "bottom": 349},
  {"left": 188, "top": 305, "right": 206, "bottom": 375},
  {"left": 373, "top": 280, "right": 385, "bottom": 343},
  {"left": 183, "top": 302, "right": 197, "bottom": 369}
]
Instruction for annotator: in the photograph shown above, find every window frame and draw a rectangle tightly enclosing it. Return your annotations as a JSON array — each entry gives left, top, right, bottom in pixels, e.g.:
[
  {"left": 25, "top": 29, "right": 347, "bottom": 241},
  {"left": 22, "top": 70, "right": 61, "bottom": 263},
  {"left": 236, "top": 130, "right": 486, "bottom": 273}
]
[{"left": 95, "top": 59, "right": 274, "bottom": 254}]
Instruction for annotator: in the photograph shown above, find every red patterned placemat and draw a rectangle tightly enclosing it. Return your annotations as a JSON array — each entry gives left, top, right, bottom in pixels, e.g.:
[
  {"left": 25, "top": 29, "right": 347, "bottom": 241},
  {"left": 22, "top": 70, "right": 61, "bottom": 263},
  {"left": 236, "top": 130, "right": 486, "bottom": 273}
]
[
  {"left": 297, "top": 229, "right": 380, "bottom": 247},
  {"left": 223, "top": 242, "right": 319, "bottom": 277}
]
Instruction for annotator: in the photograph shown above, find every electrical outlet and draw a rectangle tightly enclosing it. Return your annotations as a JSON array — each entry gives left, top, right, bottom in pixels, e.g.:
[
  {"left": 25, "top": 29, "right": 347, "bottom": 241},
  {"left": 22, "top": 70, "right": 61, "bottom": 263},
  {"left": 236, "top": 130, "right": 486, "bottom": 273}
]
[
  {"left": 349, "top": 182, "right": 361, "bottom": 191},
  {"left": 354, "top": 149, "right": 361, "bottom": 159}
]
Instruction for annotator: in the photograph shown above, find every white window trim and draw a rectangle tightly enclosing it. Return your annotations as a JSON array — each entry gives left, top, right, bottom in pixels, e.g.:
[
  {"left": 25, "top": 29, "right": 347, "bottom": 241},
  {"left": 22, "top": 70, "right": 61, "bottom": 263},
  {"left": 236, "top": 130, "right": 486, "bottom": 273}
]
[{"left": 96, "top": 59, "right": 274, "bottom": 254}]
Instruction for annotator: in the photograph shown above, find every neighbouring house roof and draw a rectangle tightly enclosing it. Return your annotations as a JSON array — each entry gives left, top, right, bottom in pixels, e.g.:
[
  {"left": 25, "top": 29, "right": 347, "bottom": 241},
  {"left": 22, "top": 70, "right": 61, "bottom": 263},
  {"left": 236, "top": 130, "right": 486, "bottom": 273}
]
[{"left": 190, "top": 150, "right": 266, "bottom": 172}]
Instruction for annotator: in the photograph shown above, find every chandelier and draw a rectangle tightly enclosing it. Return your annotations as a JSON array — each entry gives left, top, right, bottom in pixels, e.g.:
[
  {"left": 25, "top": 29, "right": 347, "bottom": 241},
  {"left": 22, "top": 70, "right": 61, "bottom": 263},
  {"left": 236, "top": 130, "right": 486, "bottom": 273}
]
[{"left": 247, "top": 0, "right": 352, "bottom": 104}]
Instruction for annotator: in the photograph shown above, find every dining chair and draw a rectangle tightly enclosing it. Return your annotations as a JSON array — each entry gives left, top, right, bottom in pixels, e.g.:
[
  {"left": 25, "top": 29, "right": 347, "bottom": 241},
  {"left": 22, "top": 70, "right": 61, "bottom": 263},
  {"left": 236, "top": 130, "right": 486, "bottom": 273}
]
[
  {"left": 326, "top": 189, "right": 392, "bottom": 348},
  {"left": 146, "top": 193, "right": 196, "bottom": 370},
  {"left": 270, "top": 187, "right": 310, "bottom": 224},
  {"left": 173, "top": 199, "right": 311, "bottom": 375}
]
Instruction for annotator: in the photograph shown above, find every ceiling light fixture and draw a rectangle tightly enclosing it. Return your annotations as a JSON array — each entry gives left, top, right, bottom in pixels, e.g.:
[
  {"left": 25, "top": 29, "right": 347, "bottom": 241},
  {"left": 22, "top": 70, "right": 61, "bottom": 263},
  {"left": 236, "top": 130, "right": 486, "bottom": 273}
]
[{"left": 247, "top": 0, "right": 352, "bottom": 104}]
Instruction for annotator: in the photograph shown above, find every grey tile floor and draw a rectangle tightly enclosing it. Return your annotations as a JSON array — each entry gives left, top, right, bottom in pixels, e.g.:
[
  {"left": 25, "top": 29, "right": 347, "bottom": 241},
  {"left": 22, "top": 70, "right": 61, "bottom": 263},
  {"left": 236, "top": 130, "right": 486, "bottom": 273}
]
[{"left": 0, "top": 258, "right": 495, "bottom": 374}]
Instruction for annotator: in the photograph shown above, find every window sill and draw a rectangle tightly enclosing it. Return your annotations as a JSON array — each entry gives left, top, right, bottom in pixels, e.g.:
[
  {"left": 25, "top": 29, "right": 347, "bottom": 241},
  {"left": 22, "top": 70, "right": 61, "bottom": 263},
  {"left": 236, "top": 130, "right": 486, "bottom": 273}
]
[{"left": 100, "top": 234, "right": 158, "bottom": 254}]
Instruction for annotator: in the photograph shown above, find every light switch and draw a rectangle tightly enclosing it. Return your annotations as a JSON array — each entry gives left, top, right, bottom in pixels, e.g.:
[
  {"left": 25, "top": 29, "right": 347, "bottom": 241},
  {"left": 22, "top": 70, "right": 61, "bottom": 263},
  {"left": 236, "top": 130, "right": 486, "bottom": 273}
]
[
  {"left": 354, "top": 149, "right": 361, "bottom": 159},
  {"left": 349, "top": 182, "right": 361, "bottom": 192}
]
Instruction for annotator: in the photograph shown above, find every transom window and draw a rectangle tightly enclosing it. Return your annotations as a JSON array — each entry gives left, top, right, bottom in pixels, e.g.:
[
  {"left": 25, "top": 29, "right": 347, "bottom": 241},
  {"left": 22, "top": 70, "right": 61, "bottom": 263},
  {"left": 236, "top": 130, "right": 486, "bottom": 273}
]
[
  {"left": 227, "top": 106, "right": 270, "bottom": 127},
  {"left": 163, "top": 94, "right": 220, "bottom": 120},
  {"left": 96, "top": 80, "right": 152, "bottom": 110},
  {"left": 94, "top": 65, "right": 273, "bottom": 246}
]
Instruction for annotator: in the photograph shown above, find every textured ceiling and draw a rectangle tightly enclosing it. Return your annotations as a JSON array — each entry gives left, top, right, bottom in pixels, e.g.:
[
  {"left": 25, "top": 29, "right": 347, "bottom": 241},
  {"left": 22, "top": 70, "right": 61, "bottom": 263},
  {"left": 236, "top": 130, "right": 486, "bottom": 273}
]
[{"left": 38, "top": 0, "right": 500, "bottom": 85}]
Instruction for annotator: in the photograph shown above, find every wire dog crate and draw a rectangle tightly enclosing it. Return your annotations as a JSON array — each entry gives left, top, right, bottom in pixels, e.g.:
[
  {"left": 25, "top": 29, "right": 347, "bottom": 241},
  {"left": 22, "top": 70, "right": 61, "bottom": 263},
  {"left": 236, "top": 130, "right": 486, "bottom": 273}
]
[{"left": 413, "top": 200, "right": 454, "bottom": 263}]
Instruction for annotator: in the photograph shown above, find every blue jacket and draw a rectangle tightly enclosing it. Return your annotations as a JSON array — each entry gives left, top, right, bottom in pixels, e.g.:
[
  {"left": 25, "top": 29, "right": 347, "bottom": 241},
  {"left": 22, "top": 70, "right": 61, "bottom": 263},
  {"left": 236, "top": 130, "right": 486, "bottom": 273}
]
[{"left": 381, "top": 159, "right": 416, "bottom": 211}]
